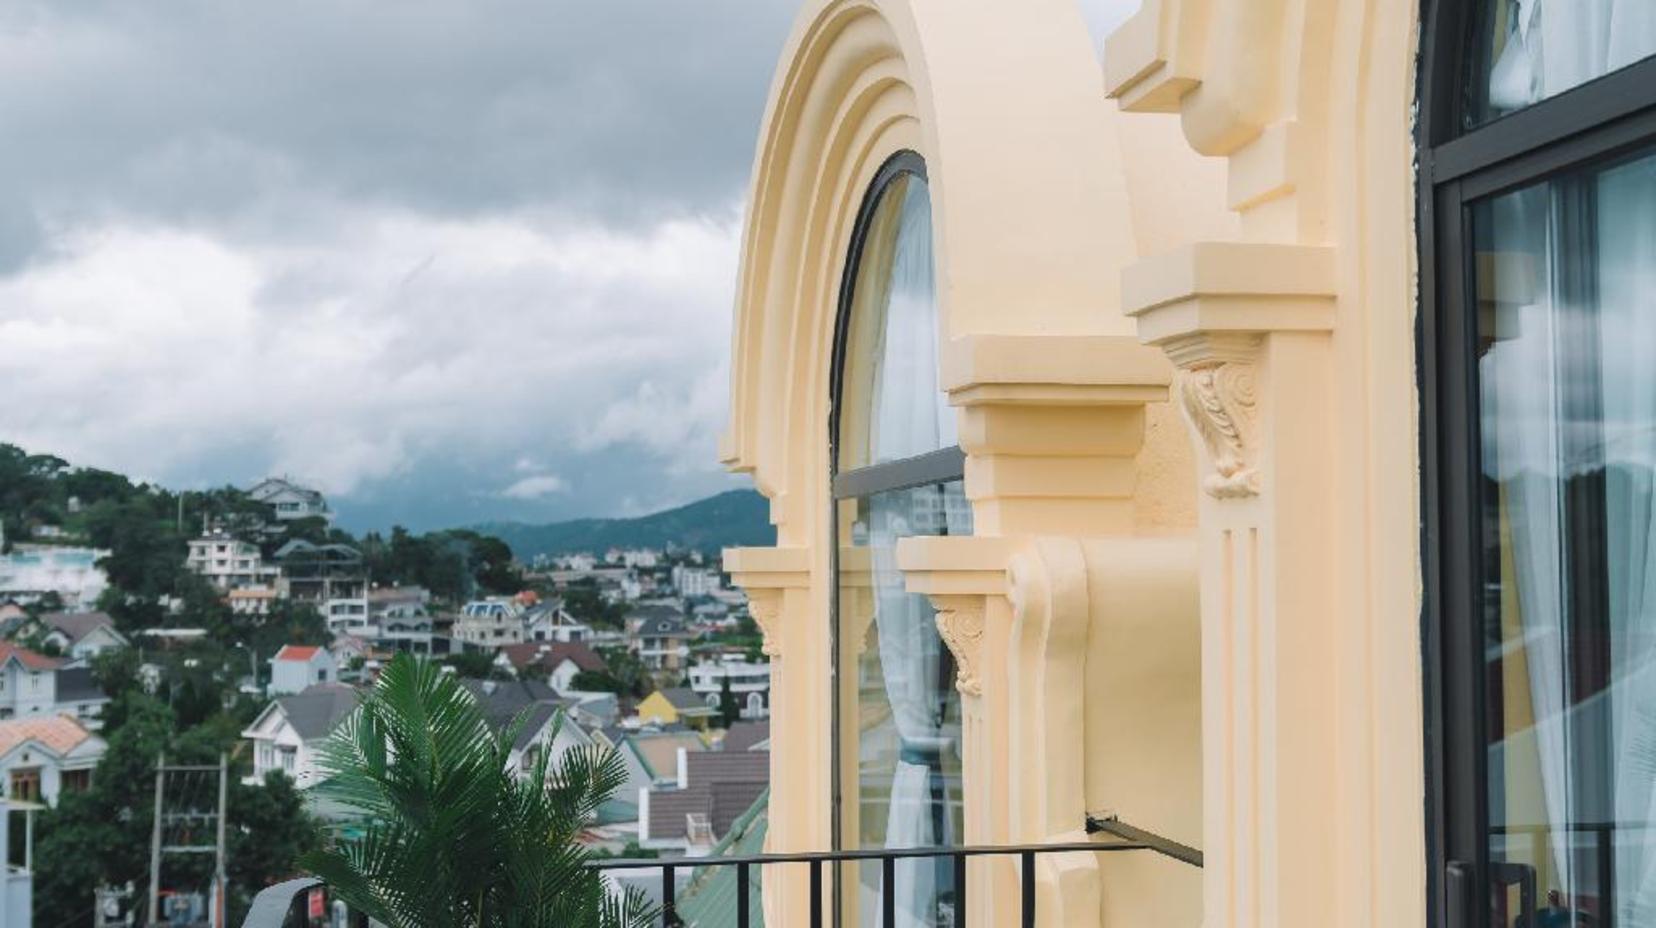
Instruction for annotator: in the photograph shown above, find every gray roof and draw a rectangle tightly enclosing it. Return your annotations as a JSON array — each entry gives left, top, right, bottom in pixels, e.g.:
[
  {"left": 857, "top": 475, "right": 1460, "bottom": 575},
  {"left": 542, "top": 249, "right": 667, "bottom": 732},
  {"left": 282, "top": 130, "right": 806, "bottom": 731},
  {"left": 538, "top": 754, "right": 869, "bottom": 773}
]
[
  {"left": 42, "top": 611, "right": 120, "bottom": 645},
  {"left": 660, "top": 687, "right": 715, "bottom": 714},
  {"left": 278, "top": 684, "right": 361, "bottom": 740},
  {"left": 55, "top": 666, "right": 108, "bottom": 703},
  {"left": 720, "top": 720, "right": 769, "bottom": 753},
  {"left": 460, "top": 678, "right": 568, "bottom": 751},
  {"left": 645, "top": 750, "right": 769, "bottom": 841}
]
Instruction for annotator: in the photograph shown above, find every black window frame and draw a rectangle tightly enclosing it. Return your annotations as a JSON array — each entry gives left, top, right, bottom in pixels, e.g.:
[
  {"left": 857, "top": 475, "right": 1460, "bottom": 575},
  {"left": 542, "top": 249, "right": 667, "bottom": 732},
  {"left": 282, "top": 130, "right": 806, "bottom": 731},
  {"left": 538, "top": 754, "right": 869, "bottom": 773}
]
[
  {"left": 826, "top": 149, "right": 967, "bottom": 923},
  {"left": 1419, "top": 4, "right": 1656, "bottom": 927}
]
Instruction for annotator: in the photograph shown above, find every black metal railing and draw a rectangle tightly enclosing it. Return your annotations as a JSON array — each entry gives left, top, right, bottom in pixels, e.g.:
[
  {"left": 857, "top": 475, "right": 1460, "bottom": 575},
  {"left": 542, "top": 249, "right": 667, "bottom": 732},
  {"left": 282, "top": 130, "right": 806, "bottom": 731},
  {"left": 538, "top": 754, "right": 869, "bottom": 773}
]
[{"left": 586, "top": 817, "right": 1201, "bottom": 928}]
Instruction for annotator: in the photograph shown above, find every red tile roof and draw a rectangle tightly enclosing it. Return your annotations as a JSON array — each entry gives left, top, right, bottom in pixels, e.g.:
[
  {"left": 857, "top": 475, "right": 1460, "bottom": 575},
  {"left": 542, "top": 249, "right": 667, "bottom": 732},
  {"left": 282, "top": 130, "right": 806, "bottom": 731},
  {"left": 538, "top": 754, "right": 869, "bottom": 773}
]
[
  {"left": 273, "top": 645, "right": 322, "bottom": 662},
  {"left": 0, "top": 715, "right": 95, "bottom": 757},
  {"left": 0, "top": 642, "right": 63, "bottom": 671}
]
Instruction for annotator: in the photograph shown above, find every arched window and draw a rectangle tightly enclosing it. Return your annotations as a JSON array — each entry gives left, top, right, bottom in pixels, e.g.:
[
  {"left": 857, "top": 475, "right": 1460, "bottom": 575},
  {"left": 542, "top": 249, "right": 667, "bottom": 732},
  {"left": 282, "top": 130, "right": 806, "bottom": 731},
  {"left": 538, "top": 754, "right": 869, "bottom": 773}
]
[
  {"left": 746, "top": 691, "right": 764, "bottom": 719},
  {"left": 1422, "top": 4, "right": 1656, "bottom": 926},
  {"left": 830, "top": 151, "right": 967, "bottom": 926}
]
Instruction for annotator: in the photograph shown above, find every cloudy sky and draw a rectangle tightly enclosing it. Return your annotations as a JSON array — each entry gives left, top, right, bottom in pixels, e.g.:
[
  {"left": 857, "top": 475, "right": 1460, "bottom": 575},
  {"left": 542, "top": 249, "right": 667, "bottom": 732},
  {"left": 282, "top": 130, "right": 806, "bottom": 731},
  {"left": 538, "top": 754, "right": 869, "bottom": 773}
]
[{"left": 0, "top": 0, "right": 1137, "bottom": 533}]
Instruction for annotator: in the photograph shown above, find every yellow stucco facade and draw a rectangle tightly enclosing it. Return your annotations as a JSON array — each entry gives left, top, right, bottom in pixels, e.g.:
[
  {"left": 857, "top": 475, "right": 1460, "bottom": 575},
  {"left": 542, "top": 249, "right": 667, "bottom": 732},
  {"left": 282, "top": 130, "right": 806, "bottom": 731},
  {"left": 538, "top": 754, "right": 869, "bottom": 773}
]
[{"left": 721, "top": 0, "right": 1424, "bottom": 924}]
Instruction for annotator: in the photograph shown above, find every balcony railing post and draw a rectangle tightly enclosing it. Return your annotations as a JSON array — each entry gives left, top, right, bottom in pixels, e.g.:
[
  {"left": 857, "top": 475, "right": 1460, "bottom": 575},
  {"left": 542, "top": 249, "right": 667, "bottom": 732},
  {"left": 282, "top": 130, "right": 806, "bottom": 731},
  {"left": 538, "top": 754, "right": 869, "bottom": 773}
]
[
  {"left": 810, "top": 859, "right": 823, "bottom": 928},
  {"left": 737, "top": 862, "right": 751, "bottom": 928},
  {"left": 953, "top": 851, "right": 967, "bottom": 927},
  {"left": 661, "top": 862, "right": 677, "bottom": 928},
  {"left": 882, "top": 855, "right": 896, "bottom": 928},
  {"left": 1021, "top": 850, "right": 1036, "bottom": 928}
]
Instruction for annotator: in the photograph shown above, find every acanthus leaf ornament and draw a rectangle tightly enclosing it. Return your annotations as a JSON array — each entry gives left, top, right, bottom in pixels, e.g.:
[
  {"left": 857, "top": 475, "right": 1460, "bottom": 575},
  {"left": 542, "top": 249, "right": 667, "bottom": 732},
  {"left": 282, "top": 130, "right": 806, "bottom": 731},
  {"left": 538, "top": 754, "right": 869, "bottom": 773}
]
[
  {"left": 748, "top": 591, "right": 784, "bottom": 659},
  {"left": 933, "top": 598, "right": 986, "bottom": 697},
  {"left": 1180, "top": 361, "right": 1260, "bottom": 499}
]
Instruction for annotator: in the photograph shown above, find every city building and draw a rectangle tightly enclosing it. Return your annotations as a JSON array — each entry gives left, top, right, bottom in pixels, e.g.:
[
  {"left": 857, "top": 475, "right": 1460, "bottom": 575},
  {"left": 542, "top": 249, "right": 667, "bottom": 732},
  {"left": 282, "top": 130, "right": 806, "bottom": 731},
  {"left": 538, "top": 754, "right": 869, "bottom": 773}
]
[
  {"left": 628, "top": 605, "right": 691, "bottom": 672},
  {"left": 274, "top": 540, "right": 368, "bottom": 634},
  {"left": 246, "top": 477, "right": 332, "bottom": 522},
  {"left": 687, "top": 657, "right": 770, "bottom": 721},
  {"left": 185, "top": 531, "right": 281, "bottom": 591},
  {"left": 0, "top": 544, "right": 110, "bottom": 609},
  {"left": 453, "top": 598, "right": 525, "bottom": 646},
  {"left": 0, "top": 715, "right": 104, "bottom": 805},
  {"left": 269, "top": 645, "right": 338, "bottom": 696},
  {"left": 29, "top": 611, "right": 127, "bottom": 662},
  {"left": 242, "top": 683, "right": 360, "bottom": 788},
  {"left": 671, "top": 565, "right": 720, "bottom": 598},
  {"left": 226, "top": 587, "right": 279, "bottom": 618}
]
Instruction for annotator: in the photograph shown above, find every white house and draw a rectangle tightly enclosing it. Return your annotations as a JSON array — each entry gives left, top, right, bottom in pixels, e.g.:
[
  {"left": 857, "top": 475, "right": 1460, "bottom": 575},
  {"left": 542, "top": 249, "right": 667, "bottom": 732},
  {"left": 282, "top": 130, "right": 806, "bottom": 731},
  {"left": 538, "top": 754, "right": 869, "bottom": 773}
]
[
  {"left": 454, "top": 599, "right": 525, "bottom": 646},
  {"left": 687, "top": 657, "right": 771, "bottom": 720},
  {"left": 0, "top": 796, "right": 34, "bottom": 928},
  {"left": 269, "top": 645, "right": 337, "bottom": 695},
  {"left": 33, "top": 611, "right": 128, "bottom": 662},
  {"left": 246, "top": 477, "right": 332, "bottom": 523},
  {"left": 0, "top": 714, "right": 105, "bottom": 805},
  {"left": 493, "top": 642, "right": 608, "bottom": 694},
  {"left": 671, "top": 566, "right": 720, "bottom": 598},
  {"left": 243, "top": 683, "right": 360, "bottom": 788},
  {"left": 226, "top": 587, "right": 279, "bottom": 617},
  {"left": 185, "top": 531, "right": 280, "bottom": 592},
  {"left": 524, "top": 603, "right": 590, "bottom": 644}
]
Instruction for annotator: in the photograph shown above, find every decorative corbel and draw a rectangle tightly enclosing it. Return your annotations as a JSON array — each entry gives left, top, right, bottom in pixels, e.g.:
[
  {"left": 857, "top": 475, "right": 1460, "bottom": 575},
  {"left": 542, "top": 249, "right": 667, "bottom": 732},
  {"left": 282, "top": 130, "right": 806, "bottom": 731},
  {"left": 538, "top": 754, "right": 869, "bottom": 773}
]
[
  {"left": 723, "top": 545, "right": 810, "bottom": 660},
  {"left": 931, "top": 595, "right": 987, "bottom": 697},
  {"left": 894, "top": 535, "right": 1014, "bottom": 699},
  {"left": 1125, "top": 242, "right": 1338, "bottom": 500}
]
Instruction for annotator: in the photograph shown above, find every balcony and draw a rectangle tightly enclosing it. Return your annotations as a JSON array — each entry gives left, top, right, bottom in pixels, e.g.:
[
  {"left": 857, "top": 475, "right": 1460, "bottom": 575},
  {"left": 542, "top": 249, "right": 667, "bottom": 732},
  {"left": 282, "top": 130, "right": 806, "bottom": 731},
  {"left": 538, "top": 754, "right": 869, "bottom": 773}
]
[{"left": 241, "top": 817, "right": 1198, "bottom": 927}]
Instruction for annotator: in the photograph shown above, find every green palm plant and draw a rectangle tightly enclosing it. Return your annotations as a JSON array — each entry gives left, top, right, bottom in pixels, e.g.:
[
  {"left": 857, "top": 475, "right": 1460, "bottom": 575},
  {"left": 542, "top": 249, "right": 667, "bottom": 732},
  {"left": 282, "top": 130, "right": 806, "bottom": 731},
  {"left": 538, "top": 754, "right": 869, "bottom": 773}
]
[{"left": 299, "top": 654, "right": 654, "bottom": 928}]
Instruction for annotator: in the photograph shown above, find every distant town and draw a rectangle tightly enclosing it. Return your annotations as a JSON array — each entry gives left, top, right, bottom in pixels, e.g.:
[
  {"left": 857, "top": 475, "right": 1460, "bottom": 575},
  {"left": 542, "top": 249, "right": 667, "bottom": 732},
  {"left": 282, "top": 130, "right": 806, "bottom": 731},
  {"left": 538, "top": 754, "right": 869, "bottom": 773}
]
[{"left": 0, "top": 444, "right": 770, "bottom": 925}]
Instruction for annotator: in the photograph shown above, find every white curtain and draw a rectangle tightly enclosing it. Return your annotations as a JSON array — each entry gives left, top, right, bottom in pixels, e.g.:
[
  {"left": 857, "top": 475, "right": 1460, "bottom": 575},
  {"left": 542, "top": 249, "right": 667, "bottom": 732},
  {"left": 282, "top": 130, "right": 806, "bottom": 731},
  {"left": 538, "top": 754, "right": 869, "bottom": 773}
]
[
  {"left": 1483, "top": 150, "right": 1656, "bottom": 919},
  {"left": 1481, "top": 182, "right": 1576, "bottom": 897},
  {"left": 869, "top": 179, "right": 955, "bottom": 465},
  {"left": 1489, "top": 0, "right": 1656, "bottom": 113},
  {"left": 1598, "top": 155, "right": 1656, "bottom": 924}
]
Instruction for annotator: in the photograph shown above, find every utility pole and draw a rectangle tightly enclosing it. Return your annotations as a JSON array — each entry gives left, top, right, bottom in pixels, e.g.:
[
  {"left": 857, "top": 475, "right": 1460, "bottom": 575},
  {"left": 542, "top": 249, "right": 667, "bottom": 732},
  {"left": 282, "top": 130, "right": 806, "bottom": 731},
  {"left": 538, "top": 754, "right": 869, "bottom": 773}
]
[
  {"left": 147, "top": 753, "right": 163, "bottom": 927},
  {"left": 213, "top": 754, "right": 228, "bottom": 928},
  {"left": 147, "top": 753, "right": 231, "bottom": 927}
]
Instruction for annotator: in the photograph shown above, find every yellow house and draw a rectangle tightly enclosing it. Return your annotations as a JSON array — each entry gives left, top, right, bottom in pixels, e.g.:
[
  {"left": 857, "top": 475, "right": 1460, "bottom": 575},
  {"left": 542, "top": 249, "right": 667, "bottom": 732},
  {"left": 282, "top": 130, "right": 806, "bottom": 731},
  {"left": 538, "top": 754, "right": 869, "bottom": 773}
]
[
  {"left": 635, "top": 687, "right": 718, "bottom": 730},
  {"left": 716, "top": 0, "right": 1656, "bottom": 926}
]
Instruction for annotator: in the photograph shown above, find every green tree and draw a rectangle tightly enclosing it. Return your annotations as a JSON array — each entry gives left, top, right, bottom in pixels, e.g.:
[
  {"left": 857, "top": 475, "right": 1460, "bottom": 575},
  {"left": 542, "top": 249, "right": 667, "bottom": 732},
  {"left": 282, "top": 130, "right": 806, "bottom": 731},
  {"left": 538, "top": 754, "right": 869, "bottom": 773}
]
[
  {"left": 441, "top": 649, "right": 507, "bottom": 680},
  {"left": 718, "top": 675, "right": 740, "bottom": 728},
  {"left": 301, "top": 655, "right": 653, "bottom": 928}
]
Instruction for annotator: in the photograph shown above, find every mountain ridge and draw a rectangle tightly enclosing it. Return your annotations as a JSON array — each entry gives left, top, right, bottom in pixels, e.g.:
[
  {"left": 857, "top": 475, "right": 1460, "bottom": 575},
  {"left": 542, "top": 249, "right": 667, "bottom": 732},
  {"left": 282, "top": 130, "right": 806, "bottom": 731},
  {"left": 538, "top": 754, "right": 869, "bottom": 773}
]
[{"left": 471, "top": 488, "right": 773, "bottom": 561}]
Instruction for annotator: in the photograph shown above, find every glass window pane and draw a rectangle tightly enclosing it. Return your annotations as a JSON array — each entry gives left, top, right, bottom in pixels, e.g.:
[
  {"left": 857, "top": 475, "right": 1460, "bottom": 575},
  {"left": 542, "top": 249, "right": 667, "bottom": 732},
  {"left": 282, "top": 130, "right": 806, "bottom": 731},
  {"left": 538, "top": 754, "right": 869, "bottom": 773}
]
[
  {"left": 1468, "top": 0, "right": 1656, "bottom": 126},
  {"left": 837, "top": 170, "right": 956, "bottom": 470},
  {"left": 839, "top": 481, "right": 972, "bottom": 927},
  {"left": 1475, "top": 147, "right": 1656, "bottom": 925}
]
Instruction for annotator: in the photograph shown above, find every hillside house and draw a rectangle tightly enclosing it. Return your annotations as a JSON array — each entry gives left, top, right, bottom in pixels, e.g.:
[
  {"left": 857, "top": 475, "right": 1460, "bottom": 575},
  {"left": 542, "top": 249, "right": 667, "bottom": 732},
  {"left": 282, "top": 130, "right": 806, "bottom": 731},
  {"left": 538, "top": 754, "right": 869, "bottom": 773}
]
[
  {"left": 185, "top": 531, "right": 280, "bottom": 592},
  {"left": 628, "top": 605, "right": 691, "bottom": 672},
  {"left": 246, "top": 477, "right": 331, "bottom": 523},
  {"left": 274, "top": 540, "right": 368, "bottom": 634},
  {"left": 636, "top": 688, "right": 718, "bottom": 730},
  {"left": 493, "top": 641, "right": 606, "bottom": 694},
  {"left": 638, "top": 749, "right": 770, "bottom": 855},
  {"left": 0, "top": 644, "right": 108, "bottom": 725},
  {"left": 454, "top": 598, "right": 525, "bottom": 646},
  {"left": 687, "top": 658, "right": 770, "bottom": 721},
  {"left": 31, "top": 611, "right": 127, "bottom": 662},
  {"left": 269, "top": 645, "right": 337, "bottom": 695},
  {"left": 0, "top": 715, "right": 105, "bottom": 805},
  {"left": 243, "top": 683, "right": 360, "bottom": 788}
]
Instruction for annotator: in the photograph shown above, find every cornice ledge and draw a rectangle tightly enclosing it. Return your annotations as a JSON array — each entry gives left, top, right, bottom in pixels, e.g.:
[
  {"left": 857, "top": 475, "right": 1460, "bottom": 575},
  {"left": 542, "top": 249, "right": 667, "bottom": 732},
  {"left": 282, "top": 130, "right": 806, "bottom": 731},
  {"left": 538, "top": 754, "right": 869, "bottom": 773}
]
[
  {"left": 722, "top": 545, "right": 810, "bottom": 590},
  {"left": 1123, "top": 241, "right": 1337, "bottom": 349},
  {"left": 942, "top": 334, "right": 1172, "bottom": 408}
]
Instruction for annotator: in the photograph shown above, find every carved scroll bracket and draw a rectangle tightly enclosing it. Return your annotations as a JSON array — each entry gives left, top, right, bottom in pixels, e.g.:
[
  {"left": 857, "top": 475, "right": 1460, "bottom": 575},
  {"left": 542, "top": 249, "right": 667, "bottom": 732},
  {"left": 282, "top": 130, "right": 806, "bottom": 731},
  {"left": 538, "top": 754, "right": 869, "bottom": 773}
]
[
  {"left": 724, "top": 545, "right": 810, "bottom": 661},
  {"left": 1123, "top": 242, "right": 1338, "bottom": 503},
  {"left": 931, "top": 595, "right": 987, "bottom": 697},
  {"left": 894, "top": 535, "right": 1015, "bottom": 700}
]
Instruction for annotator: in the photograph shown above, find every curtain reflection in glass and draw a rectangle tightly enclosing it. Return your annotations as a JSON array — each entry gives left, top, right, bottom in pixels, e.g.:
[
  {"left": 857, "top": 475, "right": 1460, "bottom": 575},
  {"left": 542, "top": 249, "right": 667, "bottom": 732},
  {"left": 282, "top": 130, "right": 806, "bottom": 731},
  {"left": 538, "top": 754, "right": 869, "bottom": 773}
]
[
  {"left": 1471, "top": 0, "right": 1656, "bottom": 125},
  {"left": 1476, "top": 148, "right": 1656, "bottom": 925},
  {"left": 842, "top": 482, "right": 970, "bottom": 928},
  {"left": 837, "top": 174, "right": 956, "bottom": 470}
]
